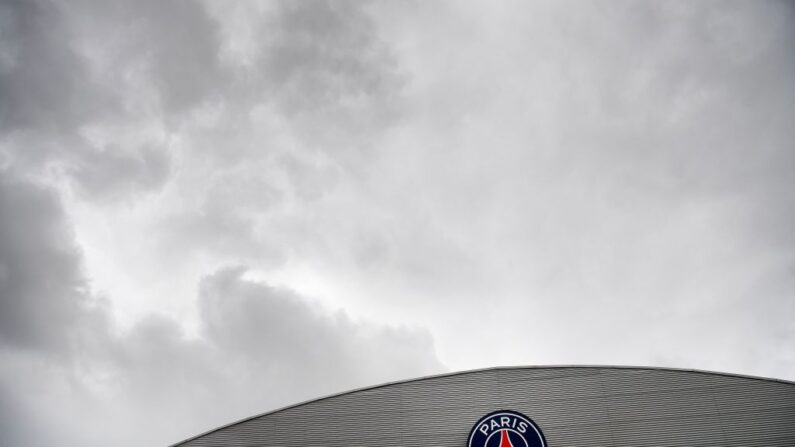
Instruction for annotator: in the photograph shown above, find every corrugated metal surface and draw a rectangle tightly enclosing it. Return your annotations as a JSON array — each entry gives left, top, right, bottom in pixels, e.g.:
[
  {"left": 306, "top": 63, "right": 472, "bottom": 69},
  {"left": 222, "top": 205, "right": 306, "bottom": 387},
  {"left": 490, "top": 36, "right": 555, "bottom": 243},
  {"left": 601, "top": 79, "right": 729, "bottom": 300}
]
[{"left": 171, "top": 366, "right": 795, "bottom": 447}]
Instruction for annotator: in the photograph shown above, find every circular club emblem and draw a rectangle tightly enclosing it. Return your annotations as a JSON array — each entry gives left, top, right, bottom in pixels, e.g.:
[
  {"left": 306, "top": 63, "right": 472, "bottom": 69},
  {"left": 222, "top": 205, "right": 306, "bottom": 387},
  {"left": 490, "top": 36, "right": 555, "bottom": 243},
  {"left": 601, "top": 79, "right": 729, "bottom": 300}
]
[{"left": 467, "top": 410, "right": 546, "bottom": 447}]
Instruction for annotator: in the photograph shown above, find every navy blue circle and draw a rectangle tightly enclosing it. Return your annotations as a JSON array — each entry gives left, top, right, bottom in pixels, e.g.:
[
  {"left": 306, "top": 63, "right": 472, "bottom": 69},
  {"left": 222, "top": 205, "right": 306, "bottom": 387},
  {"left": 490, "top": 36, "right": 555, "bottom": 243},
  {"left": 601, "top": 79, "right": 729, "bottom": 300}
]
[{"left": 467, "top": 410, "right": 546, "bottom": 447}]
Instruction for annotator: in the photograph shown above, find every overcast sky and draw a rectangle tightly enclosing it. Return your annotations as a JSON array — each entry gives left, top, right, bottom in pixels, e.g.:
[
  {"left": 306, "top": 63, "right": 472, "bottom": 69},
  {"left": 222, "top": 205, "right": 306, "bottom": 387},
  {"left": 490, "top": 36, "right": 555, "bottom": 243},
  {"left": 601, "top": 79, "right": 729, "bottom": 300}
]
[{"left": 1, "top": 0, "right": 794, "bottom": 445}]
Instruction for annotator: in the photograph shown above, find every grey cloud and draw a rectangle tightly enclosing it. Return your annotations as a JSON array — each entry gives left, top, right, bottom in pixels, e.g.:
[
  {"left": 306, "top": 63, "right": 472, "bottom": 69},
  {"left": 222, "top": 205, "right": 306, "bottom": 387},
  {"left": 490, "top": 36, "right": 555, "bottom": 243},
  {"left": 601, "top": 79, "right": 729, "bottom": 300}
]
[
  {"left": 2, "top": 0, "right": 794, "bottom": 445},
  {"left": 266, "top": 1, "right": 794, "bottom": 378},
  {"left": 66, "top": 141, "right": 172, "bottom": 202},
  {"left": 69, "top": 0, "right": 224, "bottom": 114},
  {"left": 0, "top": 0, "right": 221, "bottom": 199},
  {"left": 0, "top": 0, "right": 97, "bottom": 133},
  {"left": 0, "top": 173, "right": 442, "bottom": 447},
  {"left": 0, "top": 171, "right": 88, "bottom": 350},
  {"left": 206, "top": 0, "right": 405, "bottom": 155},
  {"left": 198, "top": 267, "right": 441, "bottom": 395},
  {"left": 155, "top": 0, "right": 410, "bottom": 263},
  {"left": 97, "top": 269, "right": 442, "bottom": 445},
  {"left": 263, "top": 1, "right": 402, "bottom": 114},
  {"left": 0, "top": 375, "right": 45, "bottom": 446},
  {"left": 157, "top": 167, "right": 287, "bottom": 264},
  {"left": 133, "top": 0, "right": 223, "bottom": 113},
  {"left": 139, "top": 1, "right": 795, "bottom": 383},
  {"left": 1, "top": 0, "right": 399, "bottom": 141},
  {"left": 1, "top": 0, "right": 405, "bottom": 243},
  {"left": 0, "top": 0, "right": 223, "bottom": 130}
]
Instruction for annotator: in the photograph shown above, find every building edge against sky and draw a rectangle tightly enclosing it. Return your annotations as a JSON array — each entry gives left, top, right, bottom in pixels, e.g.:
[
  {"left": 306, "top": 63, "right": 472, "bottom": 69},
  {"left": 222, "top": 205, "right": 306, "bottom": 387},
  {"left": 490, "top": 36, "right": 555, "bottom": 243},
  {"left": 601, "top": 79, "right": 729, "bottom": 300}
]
[{"left": 171, "top": 365, "right": 795, "bottom": 447}]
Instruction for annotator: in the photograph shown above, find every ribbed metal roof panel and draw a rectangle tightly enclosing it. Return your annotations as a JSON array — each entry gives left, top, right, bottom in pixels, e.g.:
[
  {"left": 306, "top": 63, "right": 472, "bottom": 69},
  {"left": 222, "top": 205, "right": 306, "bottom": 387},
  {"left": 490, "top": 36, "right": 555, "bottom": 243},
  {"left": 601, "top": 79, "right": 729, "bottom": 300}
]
[{"left": 171, "top": 366, "right": 795, "bottom": 447}]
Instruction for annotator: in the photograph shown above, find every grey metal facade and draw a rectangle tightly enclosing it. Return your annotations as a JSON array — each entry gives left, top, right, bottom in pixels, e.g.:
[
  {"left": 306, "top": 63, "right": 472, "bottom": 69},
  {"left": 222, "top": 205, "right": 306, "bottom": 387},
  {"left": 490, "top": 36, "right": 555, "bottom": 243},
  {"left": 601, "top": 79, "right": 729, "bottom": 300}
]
[{"left": 172, "top": 366, "right": 795, "bottom": 447}]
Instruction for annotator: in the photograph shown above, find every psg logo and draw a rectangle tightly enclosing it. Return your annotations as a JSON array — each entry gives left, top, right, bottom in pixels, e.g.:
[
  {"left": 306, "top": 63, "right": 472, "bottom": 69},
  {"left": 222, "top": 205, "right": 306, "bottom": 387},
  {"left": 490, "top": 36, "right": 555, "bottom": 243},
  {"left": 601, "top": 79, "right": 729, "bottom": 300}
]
[{"left": 467, "top": 410, "right": 547, "bottom": 447}]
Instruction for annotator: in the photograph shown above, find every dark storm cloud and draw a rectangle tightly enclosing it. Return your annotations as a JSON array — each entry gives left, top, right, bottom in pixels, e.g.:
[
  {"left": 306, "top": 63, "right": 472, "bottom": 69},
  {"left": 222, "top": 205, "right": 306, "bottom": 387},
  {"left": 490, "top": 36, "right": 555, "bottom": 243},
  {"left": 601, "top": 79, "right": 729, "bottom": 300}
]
[
  {"left": 0, "top": 0, "right": 103, "bottom": 134},
  {"left": 0, "top": 171, "right": 114, "bottom": 445},
  {"left": 0, "top": 171, "right": 88, "bottom": 350}
]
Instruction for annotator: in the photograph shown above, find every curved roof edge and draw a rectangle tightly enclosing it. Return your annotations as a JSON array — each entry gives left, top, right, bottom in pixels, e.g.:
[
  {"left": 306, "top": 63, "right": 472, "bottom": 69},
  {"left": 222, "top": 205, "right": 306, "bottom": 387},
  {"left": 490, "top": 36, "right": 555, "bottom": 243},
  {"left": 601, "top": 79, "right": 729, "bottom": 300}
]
[{"left": 169, "top": 364, "right": 794, "bottom": 446}]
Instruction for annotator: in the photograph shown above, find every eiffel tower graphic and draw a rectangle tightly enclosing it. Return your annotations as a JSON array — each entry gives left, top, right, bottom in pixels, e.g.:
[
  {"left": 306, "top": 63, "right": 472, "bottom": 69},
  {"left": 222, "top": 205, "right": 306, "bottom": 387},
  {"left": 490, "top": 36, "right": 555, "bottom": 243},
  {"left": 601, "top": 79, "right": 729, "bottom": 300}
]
[{"left": 498, "top": 429, "right": 514, "bottom": 447}]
